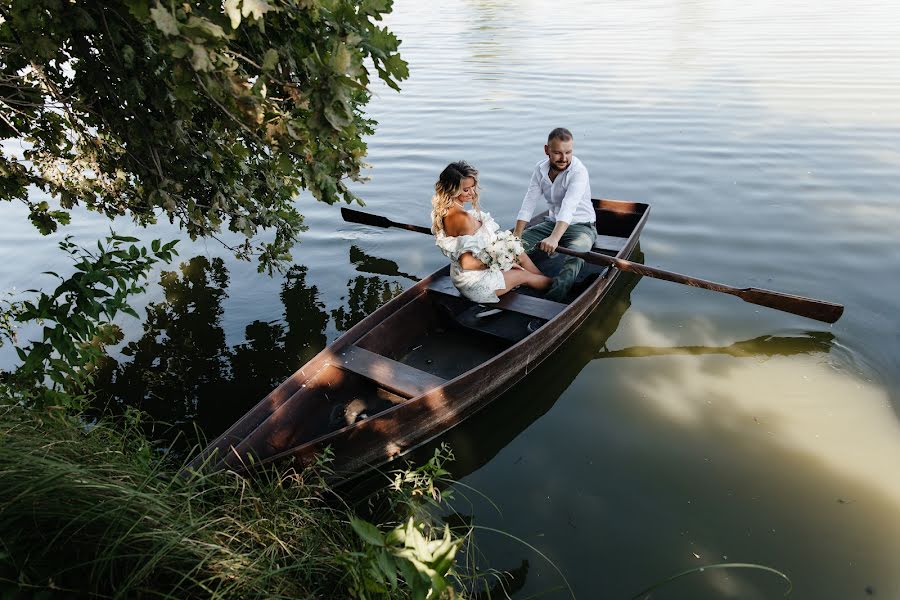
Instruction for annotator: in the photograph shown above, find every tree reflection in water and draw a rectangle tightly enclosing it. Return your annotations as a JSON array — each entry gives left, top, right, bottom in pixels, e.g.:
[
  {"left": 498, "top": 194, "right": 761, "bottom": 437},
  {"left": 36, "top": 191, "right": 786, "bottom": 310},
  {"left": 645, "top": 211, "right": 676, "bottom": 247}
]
[
  {"left": 209, "top": 263, "right": 329, "bottom": 437},
  {"left": 331, "top": 275, "right": 403, "bottom": 332},
  {"left": 94, "top": 257, "right": 232, "bottom": 435},
  {"left": 92, "top": 256, "right": 330, "bottom": 450}
]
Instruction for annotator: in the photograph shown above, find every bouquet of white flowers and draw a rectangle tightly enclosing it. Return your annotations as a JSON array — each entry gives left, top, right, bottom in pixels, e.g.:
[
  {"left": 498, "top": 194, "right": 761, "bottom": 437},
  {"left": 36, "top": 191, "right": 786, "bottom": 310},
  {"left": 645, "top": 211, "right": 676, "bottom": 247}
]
[{"left": 480, "top": 230, "right": 524, "bottom": 272}]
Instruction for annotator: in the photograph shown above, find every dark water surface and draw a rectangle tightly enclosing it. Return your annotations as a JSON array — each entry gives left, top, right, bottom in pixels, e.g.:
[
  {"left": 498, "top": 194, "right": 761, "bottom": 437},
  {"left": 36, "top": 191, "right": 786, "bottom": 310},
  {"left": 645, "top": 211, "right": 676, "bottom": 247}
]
[{"left": 3, "top": 1, "right": 900, "bottom": 598}]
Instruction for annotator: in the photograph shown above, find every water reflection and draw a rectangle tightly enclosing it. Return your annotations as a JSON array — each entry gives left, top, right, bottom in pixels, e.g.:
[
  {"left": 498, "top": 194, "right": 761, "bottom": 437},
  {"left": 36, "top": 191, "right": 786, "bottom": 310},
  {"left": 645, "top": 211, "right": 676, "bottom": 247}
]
[
  {"left": 331, "top": 275, "right": 403, "bottom": 333},
  {"left": 463, "top": 0, "right": 513, "bottom": 61},
  {"left": 94, "top": 256, "right": 232, "bottom": 432},
  {"left": 595, "top": 331, "right": 834, "bottom": 359},
  {"left": 92, "top": 253, "right": 407, "bottom": 448},
  {"left": 349, "top": 245, "right": 420, "bottom": 282},
  {"left": 470, "top": 559, "right": 529, "bottom": 600},
  {"left": 214, "top": 264, "right": 329, "bottom": 436},
  {"left": 570, "top": 345, "right": 900, "bottom": 599}
]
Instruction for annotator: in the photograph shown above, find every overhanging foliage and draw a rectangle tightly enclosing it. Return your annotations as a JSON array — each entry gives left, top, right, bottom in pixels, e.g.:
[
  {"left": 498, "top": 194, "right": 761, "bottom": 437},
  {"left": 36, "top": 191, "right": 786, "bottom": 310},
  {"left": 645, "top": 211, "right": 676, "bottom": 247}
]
[{"left": 0, "top": 0, "right": 408, "bottom": 271}]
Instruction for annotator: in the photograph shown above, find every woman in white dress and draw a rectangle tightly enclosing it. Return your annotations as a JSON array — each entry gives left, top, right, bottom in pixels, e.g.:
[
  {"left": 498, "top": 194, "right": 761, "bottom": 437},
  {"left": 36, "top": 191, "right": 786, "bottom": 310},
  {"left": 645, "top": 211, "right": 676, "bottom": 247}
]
[{"left": 431, "top": 161, "right": 552, "bottom": 304}]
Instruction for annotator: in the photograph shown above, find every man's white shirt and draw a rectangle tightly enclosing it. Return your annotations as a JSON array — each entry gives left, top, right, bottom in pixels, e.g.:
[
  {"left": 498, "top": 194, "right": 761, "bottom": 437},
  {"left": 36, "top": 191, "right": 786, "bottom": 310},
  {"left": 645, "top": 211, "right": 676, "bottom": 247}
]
[{"left": 516, "top": 156, "right": 594, "bottom": 225}]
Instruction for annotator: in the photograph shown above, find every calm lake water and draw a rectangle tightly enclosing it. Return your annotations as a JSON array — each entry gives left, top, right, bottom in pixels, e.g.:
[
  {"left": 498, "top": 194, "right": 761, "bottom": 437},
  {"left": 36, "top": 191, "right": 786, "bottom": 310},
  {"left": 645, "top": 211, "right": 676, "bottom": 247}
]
[{"left": 3, "top": 0, "right": 900, "bottom": 598}]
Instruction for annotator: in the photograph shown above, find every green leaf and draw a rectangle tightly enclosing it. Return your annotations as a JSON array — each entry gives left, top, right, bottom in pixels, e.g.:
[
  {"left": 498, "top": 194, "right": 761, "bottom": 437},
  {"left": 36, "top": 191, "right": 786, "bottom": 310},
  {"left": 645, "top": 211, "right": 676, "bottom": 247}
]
[
  {"left": 359, "top": 0, "right": 392, "bottom": 17},
  {"left": 350, "top": 517, "right": 385, "bottom": 547},
  {"left": 324, "top": 99, "right": 353, "bottom": 130},
  {"left": 48, "top": 369, "right": 67, "bottom": 386},
  {"left": 383, "top": 53, "right": 409, "bottom": 80},
  {"left": 149, "top": 6, "right": 180, "bottom": 37},
  {"left": 34, "top": 36, "right": 58, "bottom": 60},
  {"left": 185, "top": 16, "right": 227, "bottom": 39},
  {"left": 124, "top": 0, "right": 151, "bottom": 19},
  {"left": 170, "top": 40, "right": 191, "bottom": 59},
  {"left": 262, "top": 48, "right": 279, "bottom": 71},
  {"left": 241, "top": 0, "right": 275, "bottom": 21},
  {"left": 122, "top": 45, "right": 136, "bottom": 66},
  {"left": 121, "top": 306, "right": 140, "bottom": 319},
  {"left": 277, "top": 152, "right": 293, "bottom": 175},
  {"left": 376, "top": 550, "right": 397, "bottom": 588},
  {"left": 224, "top": 0, "right": 242, "bottom": 29},
  {"left": 189, "top": 44, "right": 215, "bottom": 72}
]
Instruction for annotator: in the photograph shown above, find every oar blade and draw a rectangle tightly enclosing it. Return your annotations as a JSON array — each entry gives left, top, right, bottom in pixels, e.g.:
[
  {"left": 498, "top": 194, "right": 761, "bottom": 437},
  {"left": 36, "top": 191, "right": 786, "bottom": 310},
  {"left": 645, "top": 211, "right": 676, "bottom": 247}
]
[
  {"left": 739, "top": 288, "right": 844, "bottom": 324},
  {"left": 341, "top": 207, "right": 432, "bottom": 235},
  {"left": 341, "top": 207, "right": 394, "bottom": 229}
]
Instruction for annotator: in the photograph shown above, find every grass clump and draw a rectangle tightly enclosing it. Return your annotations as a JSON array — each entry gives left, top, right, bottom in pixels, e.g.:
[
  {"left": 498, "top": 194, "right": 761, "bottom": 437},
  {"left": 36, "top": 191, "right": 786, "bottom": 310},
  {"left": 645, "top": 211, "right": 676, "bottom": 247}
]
[{"left": 0, "top": 405, "right": 465, "bottom": 599}]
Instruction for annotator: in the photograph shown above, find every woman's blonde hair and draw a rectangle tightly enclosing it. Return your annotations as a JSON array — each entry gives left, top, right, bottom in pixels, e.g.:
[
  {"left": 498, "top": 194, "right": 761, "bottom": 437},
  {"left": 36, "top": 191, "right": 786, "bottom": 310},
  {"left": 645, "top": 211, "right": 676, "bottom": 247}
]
[{"left": 431, "top": 161, "right": 480, "bottom": 234}]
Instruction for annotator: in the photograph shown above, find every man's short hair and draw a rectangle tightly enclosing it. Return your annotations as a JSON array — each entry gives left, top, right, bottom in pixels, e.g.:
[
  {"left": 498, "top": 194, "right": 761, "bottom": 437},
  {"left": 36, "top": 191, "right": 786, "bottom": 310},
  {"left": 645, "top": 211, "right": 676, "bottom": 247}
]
[{"left": 548, "top": 127, "right": 573, "bottom": 143}]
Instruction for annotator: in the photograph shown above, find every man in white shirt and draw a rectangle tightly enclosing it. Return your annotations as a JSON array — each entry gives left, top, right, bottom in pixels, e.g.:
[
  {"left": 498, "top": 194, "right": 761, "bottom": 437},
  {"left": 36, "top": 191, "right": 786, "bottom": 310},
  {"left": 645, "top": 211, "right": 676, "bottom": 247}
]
[{"left": 513, "top": 128, "right": 597, "bottom": 302}]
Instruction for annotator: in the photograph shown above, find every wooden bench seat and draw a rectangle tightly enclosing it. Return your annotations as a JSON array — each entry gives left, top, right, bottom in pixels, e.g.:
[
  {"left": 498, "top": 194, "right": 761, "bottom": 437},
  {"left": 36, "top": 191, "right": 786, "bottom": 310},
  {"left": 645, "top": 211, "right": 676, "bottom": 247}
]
[
  {"left": 426, "top": 275, "right": 567, "bottom": 321},
  {"left": 333, "top": 345, "right": 446, "bottom": 398}
]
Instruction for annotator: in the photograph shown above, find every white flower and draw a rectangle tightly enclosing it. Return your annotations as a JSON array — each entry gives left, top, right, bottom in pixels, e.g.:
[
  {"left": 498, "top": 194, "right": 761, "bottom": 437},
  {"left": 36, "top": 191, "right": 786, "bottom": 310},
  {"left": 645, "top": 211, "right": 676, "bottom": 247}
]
[{"left": 482, "top": 231, "right": 523, "bottom": 272}]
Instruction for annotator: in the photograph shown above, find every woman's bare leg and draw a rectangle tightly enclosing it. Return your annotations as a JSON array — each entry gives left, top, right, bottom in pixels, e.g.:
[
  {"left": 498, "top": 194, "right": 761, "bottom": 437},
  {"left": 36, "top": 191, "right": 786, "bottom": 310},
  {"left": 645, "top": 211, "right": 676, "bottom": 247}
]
[
  {"left": 496, "top": 268, "right": 552, "bottom": 297},
  {"left": 517, "top": 252, "right": 543, "bottom": 275}
]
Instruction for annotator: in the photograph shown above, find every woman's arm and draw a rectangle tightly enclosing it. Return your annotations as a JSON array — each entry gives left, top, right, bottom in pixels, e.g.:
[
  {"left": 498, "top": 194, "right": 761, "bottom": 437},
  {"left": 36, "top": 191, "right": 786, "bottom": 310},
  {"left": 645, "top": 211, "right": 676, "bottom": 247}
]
[
  {"left": 459, "top": 252, "right": 487, "bottom": 270},
  {"left": 444, "top": 211, "right": 486, "bottom": 269}
]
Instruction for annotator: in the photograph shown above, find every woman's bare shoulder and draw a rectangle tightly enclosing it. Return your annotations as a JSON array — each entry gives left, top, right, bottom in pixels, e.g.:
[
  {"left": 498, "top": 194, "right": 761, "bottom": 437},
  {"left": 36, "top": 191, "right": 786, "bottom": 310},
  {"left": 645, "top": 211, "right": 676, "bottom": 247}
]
[{"left": 443, "top": 210, "right": 478, "bottom": 237}]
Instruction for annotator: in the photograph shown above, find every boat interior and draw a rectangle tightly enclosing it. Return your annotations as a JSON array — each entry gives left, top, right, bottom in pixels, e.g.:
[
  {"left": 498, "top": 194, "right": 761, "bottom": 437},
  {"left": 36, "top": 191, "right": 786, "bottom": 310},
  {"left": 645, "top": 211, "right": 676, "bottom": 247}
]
[{"left": 238, "top": 202, "right": 648, "bottom": 456}]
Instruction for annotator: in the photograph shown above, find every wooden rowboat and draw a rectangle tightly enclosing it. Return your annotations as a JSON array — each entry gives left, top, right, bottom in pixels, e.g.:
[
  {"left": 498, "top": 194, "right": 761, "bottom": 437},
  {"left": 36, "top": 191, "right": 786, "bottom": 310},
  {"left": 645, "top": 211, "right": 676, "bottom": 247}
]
[{"left": 188, "top": 198, "right": 650, "bottom": 477}]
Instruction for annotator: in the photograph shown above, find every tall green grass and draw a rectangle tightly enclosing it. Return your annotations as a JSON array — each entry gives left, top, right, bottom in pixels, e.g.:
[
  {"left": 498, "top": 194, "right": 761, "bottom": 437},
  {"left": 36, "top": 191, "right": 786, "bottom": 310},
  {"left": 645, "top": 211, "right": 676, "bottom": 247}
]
[{"left": 0, "top": 405, "right": 458, "bottom": 599}]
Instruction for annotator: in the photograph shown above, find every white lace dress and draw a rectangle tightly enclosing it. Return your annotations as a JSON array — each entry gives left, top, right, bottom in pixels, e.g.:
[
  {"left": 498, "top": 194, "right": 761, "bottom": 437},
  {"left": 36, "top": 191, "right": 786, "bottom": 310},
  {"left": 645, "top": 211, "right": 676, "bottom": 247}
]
[{"left": 433, "top": 209, "right": 507, "bottom": 304}]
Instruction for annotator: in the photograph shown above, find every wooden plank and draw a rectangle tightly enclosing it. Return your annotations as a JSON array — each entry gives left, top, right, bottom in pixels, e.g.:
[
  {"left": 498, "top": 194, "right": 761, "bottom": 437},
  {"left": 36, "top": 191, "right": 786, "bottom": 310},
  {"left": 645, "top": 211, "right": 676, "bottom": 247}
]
[
  {"left": 593, "top": 235, "right": 628, "bottom": 252},
  {"left": 498, "top": 292, "right": 567, "bottom": 321},
  {"left": 334, "top": 345, "right": 446, "bottom": 398},
  {"left": 451, "top": 305, "right": 532, "bottom": 343},
  {"left": 426, "top": 276, "right": 567, "bottom": 321}
]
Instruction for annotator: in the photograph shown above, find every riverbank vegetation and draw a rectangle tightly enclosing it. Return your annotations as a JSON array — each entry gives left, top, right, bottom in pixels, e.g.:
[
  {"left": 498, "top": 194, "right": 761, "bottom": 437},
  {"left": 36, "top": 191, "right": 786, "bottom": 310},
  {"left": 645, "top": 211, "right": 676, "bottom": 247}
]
[
  {"left": 0, "top": 237, "right": 467, "bottom": 597},
  {"left": 0, "top": 403, "right": 469, "bottom": 598},
  {"left": 0, "top": 235, "right": 469, "bottom": 598},
  {"left": 0, "top": 238, "right": 469, "bottom": 597}
]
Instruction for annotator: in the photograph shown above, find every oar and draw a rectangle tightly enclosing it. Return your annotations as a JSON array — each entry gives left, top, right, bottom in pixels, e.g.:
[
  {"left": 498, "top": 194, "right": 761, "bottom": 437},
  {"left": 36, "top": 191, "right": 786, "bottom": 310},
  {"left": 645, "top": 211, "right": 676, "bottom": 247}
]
[
  {"left": 342, "top": 208, "right": 432, "bottom": 235},
  {"left": 340, "top": 207, "right": 844, "bottom": 323}
]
